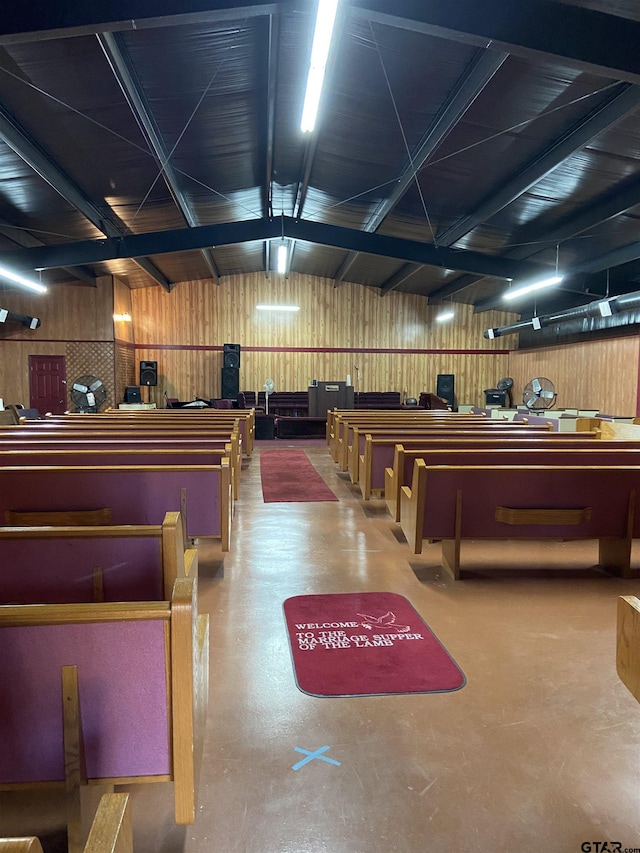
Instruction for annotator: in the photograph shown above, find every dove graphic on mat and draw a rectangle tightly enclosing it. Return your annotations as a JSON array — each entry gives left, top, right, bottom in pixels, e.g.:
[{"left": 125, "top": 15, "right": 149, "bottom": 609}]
[{"left": 357, "top": 611, "right": 411, "bottom": 632}]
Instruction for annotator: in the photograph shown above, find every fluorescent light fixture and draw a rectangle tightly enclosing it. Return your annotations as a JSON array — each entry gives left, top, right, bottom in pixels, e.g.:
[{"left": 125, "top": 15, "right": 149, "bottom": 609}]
[
  {"left": 503, "top": 275, "right": 563, "bottom": 301},
  {"left": 113, "top": 312, "right": 132, "bottom": 322},
  {"left": 598, "top": 300, "right": 613, "bottom": 317},
  {"left": 0, "top": 264, "right": 47, "bottom": 293},
  {"left": 435, "top": 309, "right": 455, "bottom": 323},
  {"left": 256, "top": 304, "right": 300, "bottom": 312},
  {"left": 277, "top": 242, "right": 288, "bottom": 275},
  {"left": 300, "top": 0, "right": 339, "bottom": 133}
]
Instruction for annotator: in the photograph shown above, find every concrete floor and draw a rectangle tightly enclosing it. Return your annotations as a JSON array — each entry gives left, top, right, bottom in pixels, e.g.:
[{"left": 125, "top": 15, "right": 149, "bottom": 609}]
[{"left": 3, "top": 441, "right": 640, "bottom": 852}]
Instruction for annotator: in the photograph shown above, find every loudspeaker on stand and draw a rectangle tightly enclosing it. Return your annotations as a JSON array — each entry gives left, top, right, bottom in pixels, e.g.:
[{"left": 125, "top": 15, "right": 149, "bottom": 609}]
[
  {"left": 223, "top": 343, "right": 241, "bottom": 369},
  {"left": 436, "top": 373, "right": 456, "bottom": 410},
  {"left": 139, "top": 360, "right": 158, "bottom": 386}
]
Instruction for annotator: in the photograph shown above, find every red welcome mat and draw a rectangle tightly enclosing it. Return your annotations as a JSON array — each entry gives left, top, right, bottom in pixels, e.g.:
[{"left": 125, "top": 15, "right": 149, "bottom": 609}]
[
  {"left": 283, "top": 592, "right": 465, "bottom": 697},
  {"left": 260, "top": 449, "right": 338, "bottom": 502}
]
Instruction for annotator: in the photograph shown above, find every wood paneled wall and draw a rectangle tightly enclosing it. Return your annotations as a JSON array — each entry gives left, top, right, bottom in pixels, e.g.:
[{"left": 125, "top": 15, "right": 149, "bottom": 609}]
[
  {"left": 131, "top": 273, "right": 516, "bottom": 407},
  {"left": 0, "top": 277, "right": 115, "bottom": 407},
  {"left": 508, "top": 336, "right": 639, "bottom": 415},
  {"left": 2, "top": 269, "right": 638, "bottom": 414}
]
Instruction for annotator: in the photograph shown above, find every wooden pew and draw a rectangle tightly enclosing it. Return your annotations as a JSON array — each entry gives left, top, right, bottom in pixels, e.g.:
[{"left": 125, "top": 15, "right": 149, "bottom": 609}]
[
  {"left": 47, "top": 409, "right": 255, "bottom": 455},
  {"left": 346, "top": 420, "right": 554, "bottom": 481},
  {"left": 617, "top": 595, "right": 640, "bottom": 704},
  {"left": 332, "top": 411, "right": 496, "bottom": 466},
  {"left": 341, "top": 421, "right": 553, "bottom": 477},
  {"left": 0, "top": 573, "right": 207, "bottom": 826},
  {"left": 325, "top": 407, "right": 478, "bottom": 444},
  {"left": 0, "top": 444, "right": 240, "bottom": 503},
  {"left": 399, "top": 462, "right": 640, "bottom": 579},
  {"left": 0, "top": 461, "right": 232, "bottom": 550},
  {"left": 0, "top": 436, "right": 241, "bottom": 502},
  {"left": 0, "top": 511, "right": 187, "bottom": 604},
  {"left": 381, "top": 436, "right": 640, "bottom": 519},
  {"left": 0, "top": 792, "right": 133, "bottom": 853}
]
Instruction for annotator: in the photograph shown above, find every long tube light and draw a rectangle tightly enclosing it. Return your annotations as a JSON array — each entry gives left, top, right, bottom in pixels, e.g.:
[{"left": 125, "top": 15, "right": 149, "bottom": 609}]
[
  {"left": 436, "top": 309, "right": 455, "bottom": 323},
  {"left": 503, "top": 274, "right": 563, "bottom": 301},
  {"left": 277, "top": 241, "right": 288, "bottom": 274},
  {"left": 0, "top": 264, "right": 47, "bottom": 294},
  {"left": 300, "top": 0, "right": 339, "bottom": 133},
  {"left": 256, "top": 304, "right": 300, "bottom": 312}
]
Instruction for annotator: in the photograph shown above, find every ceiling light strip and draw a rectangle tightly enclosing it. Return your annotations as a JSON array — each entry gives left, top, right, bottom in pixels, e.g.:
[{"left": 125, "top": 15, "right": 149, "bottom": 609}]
[
  {"left": 503, "top": 275, "right": 563, "bottom": 301},
  {"left": 300, "top": 0, "right": 339, "bottom": 133},
  {"left": 256, "top": 305, "right": 300, "bottom": 312},
  {"left": 0, "top": 264, "right": 47, "bottom": 293}
]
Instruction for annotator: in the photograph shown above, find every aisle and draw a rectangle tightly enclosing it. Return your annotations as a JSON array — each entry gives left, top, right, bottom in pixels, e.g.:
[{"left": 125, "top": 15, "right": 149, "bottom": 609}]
[{"left": 158, "top": 445, "right": 640, "bottom": 853}]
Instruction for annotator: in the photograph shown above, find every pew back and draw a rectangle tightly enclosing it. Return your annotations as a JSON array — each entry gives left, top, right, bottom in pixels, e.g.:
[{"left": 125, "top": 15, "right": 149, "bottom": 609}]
[{"left": 0, "top": 574, "right": 207, "bottom": 825}]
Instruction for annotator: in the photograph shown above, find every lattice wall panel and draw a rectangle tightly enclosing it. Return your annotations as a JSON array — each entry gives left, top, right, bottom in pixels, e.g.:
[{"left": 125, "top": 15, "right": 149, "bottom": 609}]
[
  {"left": 115, "top": 342, "right": 136, "bottom": 406},
  {"left": 66, "top": 342, "right": 115, "bottom": 411}
]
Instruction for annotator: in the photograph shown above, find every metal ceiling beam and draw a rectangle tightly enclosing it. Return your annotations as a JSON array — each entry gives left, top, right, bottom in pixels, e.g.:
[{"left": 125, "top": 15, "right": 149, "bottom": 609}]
[
  {"left": 436, "top": 83, "right": 640, "bottom": 248},
  {"left": 429, "top": 170, "right": 640, "bottom": 305},
  {"left": 263, "top": 13, "right": 279, "bottom": 220},
  {"left": 572, "top": 241, "right": 640, "bottom": 276},
  {"left": 379, "top": 263, "right": 422, "bottom": 296},
  {"left": 0, "top": 2, "right": 280, "bottom": 44},
  {"left": 0, "top": 216, "right": 552, "bottom": 281},
  {"left": 0, "top": 217, "right": 96, "bottom": 285},
  {"left": 0, "top": 104, "right": 172, "bottom": 290},
  {"left": 368, "top": 50, "right": 508, "bottom": 235},
  {"left": 262, "top": 13, "right": 279, "bottom": 274},
  {"left": 352, "top": 0, "right": 640, "bottom": 86},
  {"left": 5, "top": 0, "right": 640, "bottom": 88},
  {"left": 367, "top": 49, "right": 507, "bottom": 294},
  {"left": 98, "top": 31, "right": 220, "bottom": 283}
]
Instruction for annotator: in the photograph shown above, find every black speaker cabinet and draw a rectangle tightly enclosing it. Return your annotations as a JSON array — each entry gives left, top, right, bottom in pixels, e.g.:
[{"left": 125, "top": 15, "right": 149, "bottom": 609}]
[
  {"left": 125, "top": 386, "right": 142, "bottom": 403},
  {"left": 223, "top": 343, "right": 241, "bottom": 369},
  {"left": 139, "top": 360, "right": 158, "bottom": 386},
  {"left": 221, "top": 367, "right": 239, "bottom": 400},
  {"left": 436, "top": 373, "right": 456, "bottom": 409}
]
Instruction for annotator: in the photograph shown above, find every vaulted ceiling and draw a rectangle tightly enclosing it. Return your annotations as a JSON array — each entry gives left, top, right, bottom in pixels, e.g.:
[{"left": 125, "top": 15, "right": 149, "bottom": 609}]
[{"left": 1, "top": 0, "right": 640, "bottom": 319}]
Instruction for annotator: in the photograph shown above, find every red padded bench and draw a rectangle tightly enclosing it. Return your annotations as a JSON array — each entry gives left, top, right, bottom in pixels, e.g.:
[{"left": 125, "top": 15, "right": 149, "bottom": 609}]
[
  {"left": 400, "top": 463, "right": 640, "bottom": 579},
  {"left": 0, "top": 511, "right": 187, "bottom": 604},
  {"left": 0, "top": 461, "right": 232, "bottom": 549},
  {"left": 0, "top": 574, "right": 207, "bottom": 826}
]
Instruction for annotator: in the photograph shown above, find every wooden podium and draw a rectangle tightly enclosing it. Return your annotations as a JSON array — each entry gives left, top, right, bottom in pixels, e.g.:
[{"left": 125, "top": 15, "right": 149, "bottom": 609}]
[{"left": 308, "top": 382, "right": 354, "bottom": 417}]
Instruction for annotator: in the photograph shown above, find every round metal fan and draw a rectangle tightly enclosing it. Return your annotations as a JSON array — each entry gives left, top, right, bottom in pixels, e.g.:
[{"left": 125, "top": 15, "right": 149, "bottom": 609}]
[
  {"left": 496, "top": 377, "right": 514, "bottom": 407},
  {"left": 522, "top": 377, "right": 556, "bottom": 410},
  {"left": 70, "top": 375, "right": 107, "bottom": 413}
]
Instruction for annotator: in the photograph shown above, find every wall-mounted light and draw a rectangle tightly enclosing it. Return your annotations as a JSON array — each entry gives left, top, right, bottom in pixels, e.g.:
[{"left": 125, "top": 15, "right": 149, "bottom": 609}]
[
  {"left": 300, "top": 0, "right": 340, "bottom": 133},
  {"left": 256, "top": 305, "right": 300, "bottom": 312},
  {"left": 0, "top": 264, "right": 47, "bottom": 294},
  {"left": 435, "top": 309, "right": 455, "bottom": 323},
  {"left": 113, "top": 313, "right": 132, "bottom": 322},
  {"left": 503, "top": 274, "right": 563, "bottom": 301}
]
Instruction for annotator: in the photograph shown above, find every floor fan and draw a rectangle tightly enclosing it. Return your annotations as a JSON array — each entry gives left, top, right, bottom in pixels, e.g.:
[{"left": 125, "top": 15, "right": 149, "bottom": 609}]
[
  {"left": 522, "top": 377, "right": 557, "bottom": 410},
  {"left": 264, "top": 378, "right": 275, "bottom": 414}
]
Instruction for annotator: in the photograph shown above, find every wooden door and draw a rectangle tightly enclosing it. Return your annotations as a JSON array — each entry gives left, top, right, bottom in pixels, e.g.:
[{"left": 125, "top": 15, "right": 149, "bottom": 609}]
[{"left": 29, "top": 355, "right": 67, "bottom": 414}]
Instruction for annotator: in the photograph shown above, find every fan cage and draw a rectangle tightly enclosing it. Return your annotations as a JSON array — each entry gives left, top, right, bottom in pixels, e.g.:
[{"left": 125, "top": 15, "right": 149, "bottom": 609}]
[{"left": 70, "top": 374, "right": 107, "bottom": 413}]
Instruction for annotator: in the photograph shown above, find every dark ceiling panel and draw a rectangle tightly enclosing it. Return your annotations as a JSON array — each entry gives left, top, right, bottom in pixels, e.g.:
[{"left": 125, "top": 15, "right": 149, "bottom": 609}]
[{"left": 0, "top": 1, "right": 638, "bottom": 320}]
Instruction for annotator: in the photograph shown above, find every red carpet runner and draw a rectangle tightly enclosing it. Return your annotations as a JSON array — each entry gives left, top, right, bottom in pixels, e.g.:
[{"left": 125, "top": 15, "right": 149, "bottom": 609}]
[
  {"left": 284, "top": 592, "right": 465, "bottom": 697},
  {"left": 260, "top": 449, "right": 338, "bottom": 503}
]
